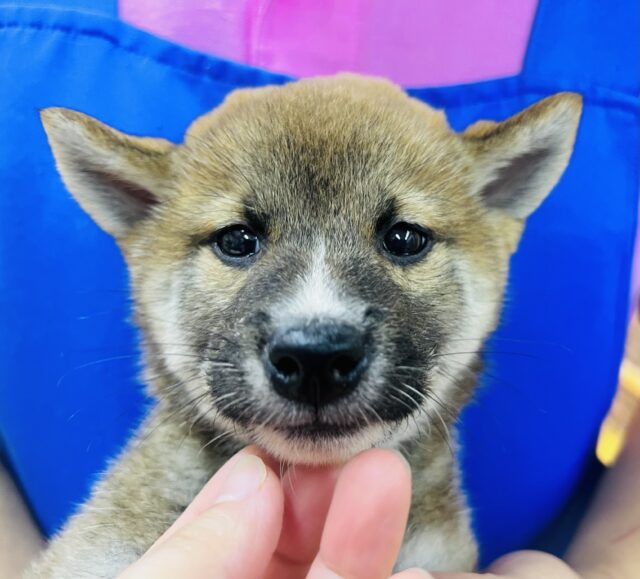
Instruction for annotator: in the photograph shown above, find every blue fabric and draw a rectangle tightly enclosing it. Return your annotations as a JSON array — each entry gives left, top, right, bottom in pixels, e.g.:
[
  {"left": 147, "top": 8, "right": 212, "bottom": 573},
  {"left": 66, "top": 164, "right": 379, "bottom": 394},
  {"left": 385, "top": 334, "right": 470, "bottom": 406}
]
[
  {"left": 0, "top": 2, "right": 638, "bottom": 567},
  {"left": 9, "top": 0, "right": 116, "bottom": 17}
]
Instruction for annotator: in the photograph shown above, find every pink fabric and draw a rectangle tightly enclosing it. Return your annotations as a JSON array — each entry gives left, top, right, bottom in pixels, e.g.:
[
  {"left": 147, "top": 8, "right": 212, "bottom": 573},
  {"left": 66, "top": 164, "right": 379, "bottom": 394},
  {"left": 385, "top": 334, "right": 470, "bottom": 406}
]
[{"left": 119, "top": 0, "right": 538, "bottom": 87}]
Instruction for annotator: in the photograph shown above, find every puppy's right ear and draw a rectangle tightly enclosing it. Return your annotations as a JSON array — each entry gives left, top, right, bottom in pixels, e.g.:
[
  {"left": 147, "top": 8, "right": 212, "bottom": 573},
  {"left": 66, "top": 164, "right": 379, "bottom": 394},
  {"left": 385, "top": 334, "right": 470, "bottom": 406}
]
[{"left": 41, "top": 108, "right": 175, "bottom": 239}]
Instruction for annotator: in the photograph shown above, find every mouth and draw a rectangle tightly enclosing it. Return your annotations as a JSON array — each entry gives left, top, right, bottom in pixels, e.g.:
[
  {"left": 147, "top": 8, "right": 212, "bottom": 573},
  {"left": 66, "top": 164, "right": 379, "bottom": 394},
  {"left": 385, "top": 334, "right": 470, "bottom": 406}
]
[
  {"left": 275, "top": 420, "right": 363, "bottom": 439},
  {"left": 252, "top": 416, "right": 390, "bottom": 465},
  {"left": 226, "top": 394, "right": 408, "bottom": 464}
]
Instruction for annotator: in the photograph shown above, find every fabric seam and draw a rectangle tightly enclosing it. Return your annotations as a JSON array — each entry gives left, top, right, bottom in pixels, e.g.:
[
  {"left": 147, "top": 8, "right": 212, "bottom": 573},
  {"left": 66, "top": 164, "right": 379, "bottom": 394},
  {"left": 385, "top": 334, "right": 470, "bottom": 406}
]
[{"left": 0, "top": 20, "right": 639, "bottom": 116}]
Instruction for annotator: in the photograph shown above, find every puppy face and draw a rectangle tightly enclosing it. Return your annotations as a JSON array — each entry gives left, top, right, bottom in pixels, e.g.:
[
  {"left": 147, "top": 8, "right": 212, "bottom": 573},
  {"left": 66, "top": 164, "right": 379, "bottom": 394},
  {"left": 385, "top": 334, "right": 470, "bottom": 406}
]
[{"left": 42, "top": 75, "right": 581, "bottom": 463}]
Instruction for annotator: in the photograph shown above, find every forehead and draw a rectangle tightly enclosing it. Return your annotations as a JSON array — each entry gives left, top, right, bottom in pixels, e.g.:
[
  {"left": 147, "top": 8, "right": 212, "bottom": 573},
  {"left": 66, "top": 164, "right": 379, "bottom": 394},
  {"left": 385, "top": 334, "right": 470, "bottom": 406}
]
[{"left": 169, "top": 77, "right": 473, "bottom": 236}]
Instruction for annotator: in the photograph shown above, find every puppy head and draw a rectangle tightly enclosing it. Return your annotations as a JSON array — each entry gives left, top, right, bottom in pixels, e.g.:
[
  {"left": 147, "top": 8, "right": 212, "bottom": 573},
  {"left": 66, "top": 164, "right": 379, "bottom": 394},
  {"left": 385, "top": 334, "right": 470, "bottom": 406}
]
[{"left": 41, "top": 75, "right": 582, "bottom": 463}]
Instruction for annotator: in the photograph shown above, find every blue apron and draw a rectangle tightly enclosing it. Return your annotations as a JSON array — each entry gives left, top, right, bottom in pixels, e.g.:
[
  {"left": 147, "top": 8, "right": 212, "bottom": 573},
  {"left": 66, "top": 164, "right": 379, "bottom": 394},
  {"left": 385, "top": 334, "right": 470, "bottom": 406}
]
[{"left": 0, "top": 0, "right": 638, "bottom": 566}]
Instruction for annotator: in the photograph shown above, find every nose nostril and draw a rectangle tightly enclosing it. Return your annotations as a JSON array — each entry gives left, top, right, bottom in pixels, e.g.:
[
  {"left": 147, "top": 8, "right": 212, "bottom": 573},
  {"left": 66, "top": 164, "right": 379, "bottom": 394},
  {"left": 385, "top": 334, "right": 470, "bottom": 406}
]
[
  {"left": 331, "top": 354, "right": 360, "bottom": 381},
  {"left": 273, "top": 355, "right": 301, "bottom": 381},
  {"left": 267, "top": 323, "right": 370, "bottom": 407}
]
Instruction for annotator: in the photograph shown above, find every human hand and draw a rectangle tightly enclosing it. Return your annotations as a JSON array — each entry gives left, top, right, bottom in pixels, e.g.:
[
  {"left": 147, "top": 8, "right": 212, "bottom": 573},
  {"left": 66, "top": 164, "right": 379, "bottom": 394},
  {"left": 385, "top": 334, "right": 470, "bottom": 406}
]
[
  {"left": 118, "top": 447, "right": 428, "bottom": 579},
  {"left": 120, "top": 406, "right": 640, "bottom": 579},
  {"left": 425, "top": 551, "right": 582, "bottom": 579}
]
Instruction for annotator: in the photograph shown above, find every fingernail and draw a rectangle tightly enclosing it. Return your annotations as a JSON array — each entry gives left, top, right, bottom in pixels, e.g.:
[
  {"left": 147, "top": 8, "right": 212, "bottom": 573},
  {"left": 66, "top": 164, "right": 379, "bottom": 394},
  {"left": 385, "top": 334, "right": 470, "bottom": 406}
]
[{"left": 215, "top": 455, "right": 267, "bottom": 503}]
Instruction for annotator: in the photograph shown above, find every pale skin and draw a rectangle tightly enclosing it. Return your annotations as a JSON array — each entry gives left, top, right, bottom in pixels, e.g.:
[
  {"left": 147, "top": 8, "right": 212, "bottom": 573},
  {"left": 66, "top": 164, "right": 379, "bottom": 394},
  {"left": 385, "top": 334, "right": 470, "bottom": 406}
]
[
  {"left": 4, "top": 412, "right": 640, "bottom": 578},
  {"left": 0, "top": 463, "right": 45, "bottom": 577}
]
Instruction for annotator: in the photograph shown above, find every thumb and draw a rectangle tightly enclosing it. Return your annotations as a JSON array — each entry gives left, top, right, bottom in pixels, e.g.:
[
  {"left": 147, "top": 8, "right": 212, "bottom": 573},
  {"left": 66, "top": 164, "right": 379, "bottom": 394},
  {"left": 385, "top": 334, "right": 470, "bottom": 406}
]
[{"left": 119, "top": 454, "right": 284, "bottom": 579}]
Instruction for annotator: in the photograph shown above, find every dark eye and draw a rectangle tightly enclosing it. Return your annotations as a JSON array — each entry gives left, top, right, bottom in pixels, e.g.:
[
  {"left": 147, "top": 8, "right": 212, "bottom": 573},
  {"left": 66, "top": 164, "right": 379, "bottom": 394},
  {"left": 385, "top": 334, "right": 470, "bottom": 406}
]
[
  {"left": 382, "top": 222, "right": 432, "bottom": 262},
  {"left": 212, "top": 225, "right": 261, "bottom": 263}
]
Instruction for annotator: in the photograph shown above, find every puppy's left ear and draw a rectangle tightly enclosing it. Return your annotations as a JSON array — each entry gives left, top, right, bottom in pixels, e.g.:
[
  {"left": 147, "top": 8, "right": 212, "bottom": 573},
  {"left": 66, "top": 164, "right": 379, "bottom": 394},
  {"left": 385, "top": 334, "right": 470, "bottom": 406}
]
[
  {"left": 463, "top": 93, "right": 583, "bottom": 220},
  {"left": 41, "top": 108, "right": 175, "bottom": 239}
]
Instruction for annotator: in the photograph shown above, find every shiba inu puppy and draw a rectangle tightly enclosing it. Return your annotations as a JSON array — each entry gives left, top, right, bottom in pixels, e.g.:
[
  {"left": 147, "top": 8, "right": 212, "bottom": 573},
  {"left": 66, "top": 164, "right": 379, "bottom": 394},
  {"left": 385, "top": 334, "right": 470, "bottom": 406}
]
[{"left": 28, "top": 74, "right": 581, "bottom": 577}]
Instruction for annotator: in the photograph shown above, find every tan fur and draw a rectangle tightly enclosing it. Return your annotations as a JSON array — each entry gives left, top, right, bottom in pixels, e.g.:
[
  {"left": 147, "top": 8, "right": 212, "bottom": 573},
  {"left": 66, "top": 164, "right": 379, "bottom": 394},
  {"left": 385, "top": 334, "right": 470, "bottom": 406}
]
[{"left": 28, "top": 75, "right": 582, "bottom": 577}]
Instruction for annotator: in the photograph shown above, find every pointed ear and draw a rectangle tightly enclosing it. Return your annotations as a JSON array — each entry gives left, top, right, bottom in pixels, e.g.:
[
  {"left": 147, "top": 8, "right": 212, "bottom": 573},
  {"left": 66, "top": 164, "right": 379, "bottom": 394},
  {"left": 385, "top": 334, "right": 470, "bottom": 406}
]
[
  {"left": 40, "top": 108, "right": 175, "bottom": 238},
  {"left": 463, "top": 93, "right": 582, "bottom": 220}
]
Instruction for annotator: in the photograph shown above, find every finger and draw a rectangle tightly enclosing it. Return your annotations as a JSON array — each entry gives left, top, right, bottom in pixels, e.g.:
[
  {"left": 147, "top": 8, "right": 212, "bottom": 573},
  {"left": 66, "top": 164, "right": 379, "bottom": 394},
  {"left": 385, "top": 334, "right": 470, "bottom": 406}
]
[
  {"left": 488, "top": 551, "right": 580, "bottom": 578},
  {"left": 451, "top": 550, "right": 577, "bottom": 579},
  {"left": 119, "top": 454, "right": 284, "bottom": 579},
  {"left": 307, "top": 449, "right": 412, "bottom": 579},
  {"left": 265, "top": 465, "right": 341, "bottom": 579}
]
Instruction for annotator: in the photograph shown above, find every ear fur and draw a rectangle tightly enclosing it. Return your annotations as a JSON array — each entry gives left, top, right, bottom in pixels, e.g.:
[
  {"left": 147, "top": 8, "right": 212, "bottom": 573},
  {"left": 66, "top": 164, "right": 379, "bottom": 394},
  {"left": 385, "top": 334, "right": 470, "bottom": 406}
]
[
  {"left": 40, "top": 108, "right": 175, "bottom": 238},
  {"left": 463, "top": 93, "right": 583, "bottom": 220}
]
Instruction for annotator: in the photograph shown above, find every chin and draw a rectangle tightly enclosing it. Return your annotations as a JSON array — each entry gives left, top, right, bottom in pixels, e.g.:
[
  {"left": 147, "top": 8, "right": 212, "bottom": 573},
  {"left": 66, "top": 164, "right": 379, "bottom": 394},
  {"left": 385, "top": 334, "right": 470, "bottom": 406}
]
[{"left": 246, "top": 420, "right": 412, "bottom": 465}]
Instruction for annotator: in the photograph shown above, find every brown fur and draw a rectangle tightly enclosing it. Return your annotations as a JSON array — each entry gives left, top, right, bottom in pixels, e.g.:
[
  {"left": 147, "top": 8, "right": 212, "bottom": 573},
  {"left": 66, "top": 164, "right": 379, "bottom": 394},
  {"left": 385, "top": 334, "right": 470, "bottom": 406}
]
[{"left": 27, "top": 75, "right": 582, "bottom": 577}]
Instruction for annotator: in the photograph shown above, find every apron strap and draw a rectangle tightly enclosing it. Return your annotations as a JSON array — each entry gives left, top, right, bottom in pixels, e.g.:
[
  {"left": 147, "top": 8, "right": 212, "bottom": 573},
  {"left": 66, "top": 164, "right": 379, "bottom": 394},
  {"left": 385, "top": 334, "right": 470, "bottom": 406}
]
[{"left": 522, "top": 0, "right": 639, "bottom": 95}]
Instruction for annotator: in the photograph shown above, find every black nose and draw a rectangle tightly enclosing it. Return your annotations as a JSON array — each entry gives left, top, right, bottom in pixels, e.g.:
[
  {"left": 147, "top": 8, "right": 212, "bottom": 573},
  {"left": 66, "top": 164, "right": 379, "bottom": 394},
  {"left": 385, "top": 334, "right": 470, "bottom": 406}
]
[{"left": 267, "top": 323, "right": 369, "bottom": 408}]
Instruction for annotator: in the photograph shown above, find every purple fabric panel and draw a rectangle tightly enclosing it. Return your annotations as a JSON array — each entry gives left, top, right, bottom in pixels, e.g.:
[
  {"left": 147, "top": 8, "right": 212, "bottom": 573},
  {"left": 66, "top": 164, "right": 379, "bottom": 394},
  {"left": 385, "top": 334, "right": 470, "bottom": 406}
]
[{"left": 119, "top": 0, "right": 538, "bottom": 86}]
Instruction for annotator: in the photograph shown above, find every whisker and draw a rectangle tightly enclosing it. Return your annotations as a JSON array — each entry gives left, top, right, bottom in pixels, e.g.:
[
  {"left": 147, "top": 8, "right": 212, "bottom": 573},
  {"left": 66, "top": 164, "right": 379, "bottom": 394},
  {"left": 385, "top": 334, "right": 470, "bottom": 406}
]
[{"left": 198, "top": 429, "right": 235, "bottom": 456}]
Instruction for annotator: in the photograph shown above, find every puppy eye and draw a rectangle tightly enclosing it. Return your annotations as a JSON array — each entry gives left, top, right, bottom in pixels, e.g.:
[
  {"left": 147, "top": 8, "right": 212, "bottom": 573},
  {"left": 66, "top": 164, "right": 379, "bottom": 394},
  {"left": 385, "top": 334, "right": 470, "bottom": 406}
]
[
  {"left": 212, "top": 225, "right": 261, "bottom": 262},
  {"left": 382, "top": 222, "right": 432, "bottom": 261}
]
